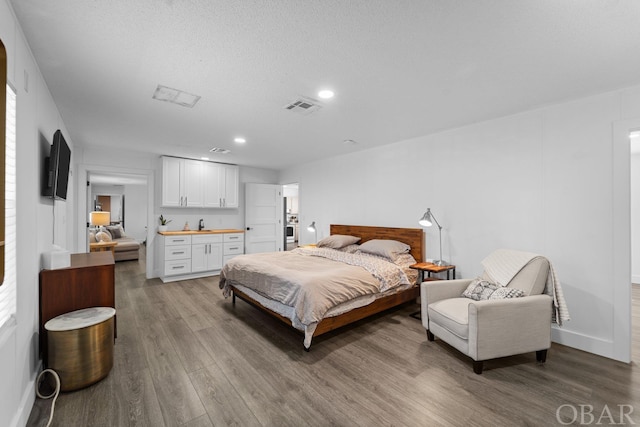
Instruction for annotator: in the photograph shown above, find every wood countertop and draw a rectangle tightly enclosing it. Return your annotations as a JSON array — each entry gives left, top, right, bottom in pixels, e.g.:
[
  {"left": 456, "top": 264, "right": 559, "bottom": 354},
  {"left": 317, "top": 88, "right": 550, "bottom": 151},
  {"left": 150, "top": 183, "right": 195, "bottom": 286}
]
[{"left": 158, "top": 229, "right": 245, "bottom": 236}]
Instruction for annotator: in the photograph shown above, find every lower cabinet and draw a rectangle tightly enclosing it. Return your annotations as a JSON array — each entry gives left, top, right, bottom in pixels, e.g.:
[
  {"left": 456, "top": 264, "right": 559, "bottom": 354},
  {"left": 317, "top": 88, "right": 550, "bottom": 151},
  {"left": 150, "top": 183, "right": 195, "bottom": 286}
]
[
  {"left": 191, "top": 234, "right": 223, "bottom": 273},
  {"left": 158, "top": 231, "right": 244, "bottom": 283}
]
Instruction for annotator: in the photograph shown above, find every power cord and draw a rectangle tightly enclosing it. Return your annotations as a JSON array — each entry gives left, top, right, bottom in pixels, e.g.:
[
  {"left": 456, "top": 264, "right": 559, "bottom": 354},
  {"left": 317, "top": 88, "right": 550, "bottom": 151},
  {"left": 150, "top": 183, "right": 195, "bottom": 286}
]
[{"left": 36, "top": 369, "right": 60, "bottom": 427}]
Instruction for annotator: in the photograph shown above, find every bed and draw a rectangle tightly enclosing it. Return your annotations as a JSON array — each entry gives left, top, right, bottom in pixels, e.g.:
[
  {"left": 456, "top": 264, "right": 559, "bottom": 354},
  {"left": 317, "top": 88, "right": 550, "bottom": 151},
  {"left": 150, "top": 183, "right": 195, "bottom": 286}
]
[{"left": 219, "top": 224, "right": 423, "bottom": 349}]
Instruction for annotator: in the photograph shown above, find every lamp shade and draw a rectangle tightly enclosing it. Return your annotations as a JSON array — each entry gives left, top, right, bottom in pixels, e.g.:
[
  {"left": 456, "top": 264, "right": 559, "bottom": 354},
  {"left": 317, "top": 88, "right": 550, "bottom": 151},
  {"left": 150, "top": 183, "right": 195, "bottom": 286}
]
[
  {"left": 307, "top": 221, "right": 316, "bottom": 232},
  {"left": 90, "top": 211, "right": 110, "bottom": 227},
  {"left": 419, "top": 210, "right": 433, "bottom": 227}
]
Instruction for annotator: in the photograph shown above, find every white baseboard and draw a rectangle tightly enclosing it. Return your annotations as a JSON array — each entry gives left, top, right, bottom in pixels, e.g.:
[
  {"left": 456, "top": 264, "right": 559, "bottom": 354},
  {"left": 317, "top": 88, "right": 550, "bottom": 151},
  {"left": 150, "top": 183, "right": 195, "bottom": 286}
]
[
  {"left": 10, "top": 360, "right": 41, "bottom": 427},
  {"left": 552, "top": 327, "right": 625, "bottom": 362}
]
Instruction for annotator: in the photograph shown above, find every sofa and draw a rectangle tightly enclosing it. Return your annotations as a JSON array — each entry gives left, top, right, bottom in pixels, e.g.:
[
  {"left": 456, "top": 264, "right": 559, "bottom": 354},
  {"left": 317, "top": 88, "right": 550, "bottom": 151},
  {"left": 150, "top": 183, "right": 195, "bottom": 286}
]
[{"left": 90, "top": 225, "right": 140, "bottom": 261}]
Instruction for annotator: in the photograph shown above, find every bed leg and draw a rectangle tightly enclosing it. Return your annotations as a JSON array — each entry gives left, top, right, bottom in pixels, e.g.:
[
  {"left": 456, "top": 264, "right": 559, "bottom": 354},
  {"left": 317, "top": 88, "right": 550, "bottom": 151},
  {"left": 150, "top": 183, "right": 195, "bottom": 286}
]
[
  {"left": 232, "top": 292, "right": 236, "bottom": 305},
  {"left": 304, "top": 345, "right": 310, "bottom": 352}
]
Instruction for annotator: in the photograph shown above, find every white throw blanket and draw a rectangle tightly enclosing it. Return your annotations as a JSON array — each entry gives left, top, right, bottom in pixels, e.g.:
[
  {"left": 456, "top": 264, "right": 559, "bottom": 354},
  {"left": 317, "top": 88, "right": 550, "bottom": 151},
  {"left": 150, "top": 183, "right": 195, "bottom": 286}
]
[{"left": 481, "top": 249, "right": 570, "bottom": 326}]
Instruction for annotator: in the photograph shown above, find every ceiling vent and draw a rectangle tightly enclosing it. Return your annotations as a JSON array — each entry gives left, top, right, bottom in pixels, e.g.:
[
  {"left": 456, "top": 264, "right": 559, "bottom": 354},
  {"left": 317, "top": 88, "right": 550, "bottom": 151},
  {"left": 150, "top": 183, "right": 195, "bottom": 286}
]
[
  {"left": 209, "top": 147, "right": 231, "bottom": 154},
  {"left": 283, "top": 96, "right": 322, "bottom": 115},
  {"left": 152, "top": 85, "right": 201, "bottom": 108}
]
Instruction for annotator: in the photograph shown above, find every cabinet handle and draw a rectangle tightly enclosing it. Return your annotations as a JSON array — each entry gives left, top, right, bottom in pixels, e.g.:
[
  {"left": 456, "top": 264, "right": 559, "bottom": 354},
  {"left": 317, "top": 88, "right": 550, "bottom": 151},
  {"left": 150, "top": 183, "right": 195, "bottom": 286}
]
[
  {"left": 228, "top": 247, "right": 239, "bottom": 251},
  {"left": 172, "top": 251, "right": 185, "bottom": 255},
  {"left": 174, "top": 239, "right": 185, "bottom": 242},
  {"left": 172, "top": 265, "right": 185, "bottom": 270},
  {"left": 185, "top": 196, "right": 187, "bottom": 206},
  {"left": 229, "top": 236, "right": 238, "bottom": 240}
]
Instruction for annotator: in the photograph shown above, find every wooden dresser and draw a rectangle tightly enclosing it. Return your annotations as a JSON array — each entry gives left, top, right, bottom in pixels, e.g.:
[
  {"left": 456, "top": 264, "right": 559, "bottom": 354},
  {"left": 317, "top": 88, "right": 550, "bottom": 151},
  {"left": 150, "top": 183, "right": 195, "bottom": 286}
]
[{"left": 39, "top": 252, "right": 116, "bottom": 365}]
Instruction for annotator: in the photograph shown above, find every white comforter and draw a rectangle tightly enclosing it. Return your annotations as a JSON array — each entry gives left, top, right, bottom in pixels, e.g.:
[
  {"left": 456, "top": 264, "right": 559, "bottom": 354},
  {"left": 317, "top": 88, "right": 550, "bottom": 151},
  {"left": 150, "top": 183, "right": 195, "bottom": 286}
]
[{"left": 219, "top": 247, "right": 414, "bottom": 347}]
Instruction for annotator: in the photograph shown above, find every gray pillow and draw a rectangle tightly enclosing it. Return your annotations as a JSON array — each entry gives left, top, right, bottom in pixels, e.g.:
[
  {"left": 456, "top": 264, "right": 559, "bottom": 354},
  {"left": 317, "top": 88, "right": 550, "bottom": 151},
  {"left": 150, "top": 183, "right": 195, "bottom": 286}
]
[
  {"left": 358, "top": 239, "right": 410, "bottom": 261},
  {"left": 106, "top": 226, "right": 122, "bottom": 239},
  {"left": 317, "top": 234, "right": 361, "bottom": 249}
]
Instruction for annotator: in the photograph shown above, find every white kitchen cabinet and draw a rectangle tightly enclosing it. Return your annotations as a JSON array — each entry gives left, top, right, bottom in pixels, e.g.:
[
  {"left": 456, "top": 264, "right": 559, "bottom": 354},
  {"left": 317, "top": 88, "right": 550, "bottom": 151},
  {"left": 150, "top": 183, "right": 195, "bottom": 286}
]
[
  {"left": 203, "top": 162, "right": 239, "bottom": 208},
  {"left": 163, "top": 156, "right": 238, "bottom": 208},
  {"left": 191, "top": 234, "right": 223, "bottom": 273},
  {"left": 162, "top": 156, "right": 182, "bottom": 207},
  {"left": 161, "top": 157, "right": 204, "bottom": 207},
  {"left": 158, "top": 231, "right": 243, "bottom": 282},
  {"left": 223, "top": 232, "right": 244, "bottom": 264},
  {"left": 159, "top": 235, "right": 192, "bottom": 277}
]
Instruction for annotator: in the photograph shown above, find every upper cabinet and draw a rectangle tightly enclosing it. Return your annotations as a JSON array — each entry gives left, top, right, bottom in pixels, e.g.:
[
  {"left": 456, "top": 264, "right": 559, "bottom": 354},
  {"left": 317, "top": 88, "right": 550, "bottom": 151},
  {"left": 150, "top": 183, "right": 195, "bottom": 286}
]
[
  {"left": 202, "top": 162, "right": 238, "bottom": 208},
  {"left": 161, "top": 156, "right": 239, "bottom": 208}
]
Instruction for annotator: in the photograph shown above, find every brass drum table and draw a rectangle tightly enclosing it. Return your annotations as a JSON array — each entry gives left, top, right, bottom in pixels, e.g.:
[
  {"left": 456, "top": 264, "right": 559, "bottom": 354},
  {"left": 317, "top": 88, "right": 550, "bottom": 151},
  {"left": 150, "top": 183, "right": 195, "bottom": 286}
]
[{"left": 45, "top": 307, "right": 116, "bottom": 391}]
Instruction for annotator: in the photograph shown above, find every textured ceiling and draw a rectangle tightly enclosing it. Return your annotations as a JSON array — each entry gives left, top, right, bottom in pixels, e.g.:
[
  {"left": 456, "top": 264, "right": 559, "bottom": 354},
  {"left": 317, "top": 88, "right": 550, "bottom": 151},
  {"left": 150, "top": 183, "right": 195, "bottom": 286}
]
[{"left": 10, "top": 0, "right": 640, "bottom": 170}]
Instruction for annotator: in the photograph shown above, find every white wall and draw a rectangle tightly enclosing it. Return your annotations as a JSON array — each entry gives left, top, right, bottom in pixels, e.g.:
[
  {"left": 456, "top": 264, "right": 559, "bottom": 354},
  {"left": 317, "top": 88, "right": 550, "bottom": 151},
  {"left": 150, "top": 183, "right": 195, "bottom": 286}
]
[
  {"left": 280, "top": 85, "right": 640, "bottom": 363},
  {"left": 1, "top": 1, "right": 76, "bottom": 425},
  {"left": 632, "top": 153, "right": 640, "bottom": 284}
]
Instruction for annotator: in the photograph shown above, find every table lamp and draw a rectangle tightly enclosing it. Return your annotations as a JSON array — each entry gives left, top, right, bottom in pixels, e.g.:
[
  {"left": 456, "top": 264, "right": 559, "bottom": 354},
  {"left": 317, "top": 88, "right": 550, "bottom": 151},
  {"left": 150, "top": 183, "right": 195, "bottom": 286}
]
[
  {"left": 90, "top": 211, "right": 110, "bottom": 231},
  {"left": 419, "top": 208, "right": 447, "bottom": 266},
  {"left": 307, "top": 221, "right": 317, "bottom": 243}
]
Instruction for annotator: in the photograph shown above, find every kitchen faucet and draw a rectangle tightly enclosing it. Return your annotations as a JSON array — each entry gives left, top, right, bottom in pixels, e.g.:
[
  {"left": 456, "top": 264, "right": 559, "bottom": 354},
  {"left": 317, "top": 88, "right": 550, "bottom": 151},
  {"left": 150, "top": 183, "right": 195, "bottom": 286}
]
[{"left": 198, "top": 219, "right": 204, "bottom": 230}]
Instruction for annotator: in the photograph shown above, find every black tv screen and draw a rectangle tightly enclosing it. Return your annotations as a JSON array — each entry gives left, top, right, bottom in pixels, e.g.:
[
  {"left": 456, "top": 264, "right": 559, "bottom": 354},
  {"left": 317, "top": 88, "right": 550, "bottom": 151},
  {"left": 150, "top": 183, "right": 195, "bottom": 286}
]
[{"left": 42, "top": 130, "right": 71, "bottom": 200}]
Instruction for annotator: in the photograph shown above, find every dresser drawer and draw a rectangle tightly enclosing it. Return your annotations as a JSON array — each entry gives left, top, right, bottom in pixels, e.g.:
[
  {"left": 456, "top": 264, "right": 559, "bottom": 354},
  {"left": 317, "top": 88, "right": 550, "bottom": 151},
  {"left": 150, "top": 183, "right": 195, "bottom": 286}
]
[
  {"left": 165, "top": 235, "right": 192, "bottom": 246},
  {"left": 165, "top": 245, "right": 191, "bottom": 260},
  {"left": 223, "top": 233, "right": 244, "bottom": 243},
  {"left": 164, "top": 259, "right": 191, "bottom": 276},
  {"left": 223, "top": 242, "right": 243, "bottom": 255},
  {"left": 192, "top": 234, "right": 223, "bottom": 245}
]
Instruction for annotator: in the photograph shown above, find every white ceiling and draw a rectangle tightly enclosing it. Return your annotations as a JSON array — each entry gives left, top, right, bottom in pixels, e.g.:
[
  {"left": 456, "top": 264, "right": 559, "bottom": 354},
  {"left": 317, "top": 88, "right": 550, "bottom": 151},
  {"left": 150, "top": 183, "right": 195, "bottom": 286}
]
[{"left": 10, "top": 1, "right": 640, "bottom": 170}]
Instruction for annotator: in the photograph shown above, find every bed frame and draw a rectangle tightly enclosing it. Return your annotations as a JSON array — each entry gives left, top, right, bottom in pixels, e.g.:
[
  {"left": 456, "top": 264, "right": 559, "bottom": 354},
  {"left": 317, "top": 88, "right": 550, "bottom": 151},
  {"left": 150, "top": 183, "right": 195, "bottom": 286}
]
[{"left": 230, "top": 224, "right": 424, "bottom": 349}]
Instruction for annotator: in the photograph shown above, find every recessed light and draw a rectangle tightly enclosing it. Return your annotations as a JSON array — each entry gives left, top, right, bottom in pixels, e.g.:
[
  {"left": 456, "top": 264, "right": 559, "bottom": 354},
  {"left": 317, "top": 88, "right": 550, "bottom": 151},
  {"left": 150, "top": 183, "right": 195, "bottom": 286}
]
[
  {"left": 234, "top": 137, "right": 246, "bottom": 144},
  {"left": 201, "top": 157, "right": 210, "bottom": 160},
  {"left": 343, "top": 139, "right": 357, "bottom": 145},
  {"left": 318, "top": 90, "right": 334, "bottom": 99}
]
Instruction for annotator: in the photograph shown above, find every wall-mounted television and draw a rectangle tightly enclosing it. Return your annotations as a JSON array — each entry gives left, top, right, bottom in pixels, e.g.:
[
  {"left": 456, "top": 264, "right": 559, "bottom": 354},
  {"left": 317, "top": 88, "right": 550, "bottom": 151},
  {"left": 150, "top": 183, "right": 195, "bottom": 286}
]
[{"left": 42, "top": 129, "right": 71, "bottom": 200}]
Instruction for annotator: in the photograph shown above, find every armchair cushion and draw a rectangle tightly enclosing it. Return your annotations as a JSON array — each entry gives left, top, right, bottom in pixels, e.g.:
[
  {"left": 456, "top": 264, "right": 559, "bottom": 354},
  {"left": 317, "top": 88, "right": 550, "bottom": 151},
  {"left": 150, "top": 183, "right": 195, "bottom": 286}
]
[{"left": 428, "top": 298, "right": 472, "bottom": 339}]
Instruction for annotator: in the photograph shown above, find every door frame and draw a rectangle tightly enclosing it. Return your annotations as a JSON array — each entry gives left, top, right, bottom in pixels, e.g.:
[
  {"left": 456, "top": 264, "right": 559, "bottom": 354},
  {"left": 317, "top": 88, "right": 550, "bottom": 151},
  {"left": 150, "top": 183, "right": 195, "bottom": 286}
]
[
  {"left": 612, "top": 118, "right": 640, "bottom": 363},
  {"left": 75, "top": 164, "right": 155, "bottom": 279}
]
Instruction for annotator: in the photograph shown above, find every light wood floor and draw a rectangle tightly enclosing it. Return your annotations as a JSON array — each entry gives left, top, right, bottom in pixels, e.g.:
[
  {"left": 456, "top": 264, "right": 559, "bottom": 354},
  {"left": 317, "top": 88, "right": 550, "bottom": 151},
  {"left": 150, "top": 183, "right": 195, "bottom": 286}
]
[{"left": 28, "top": 253, "right": 640, "bottom": 426}]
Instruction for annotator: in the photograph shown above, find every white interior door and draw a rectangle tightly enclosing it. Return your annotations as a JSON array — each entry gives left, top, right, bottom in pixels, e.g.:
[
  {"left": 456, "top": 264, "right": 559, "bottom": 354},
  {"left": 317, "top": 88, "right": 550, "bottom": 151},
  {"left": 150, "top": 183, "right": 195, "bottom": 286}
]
[{"left": 245, "top": 183, "right": 283, "bottom": 254}]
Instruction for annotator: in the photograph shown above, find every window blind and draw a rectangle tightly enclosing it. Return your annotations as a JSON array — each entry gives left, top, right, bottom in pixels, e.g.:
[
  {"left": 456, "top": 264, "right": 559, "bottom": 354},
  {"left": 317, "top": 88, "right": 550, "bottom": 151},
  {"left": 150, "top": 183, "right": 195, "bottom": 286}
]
[{"left": 0, "top": 84, "right": 16, "bottom": 329}]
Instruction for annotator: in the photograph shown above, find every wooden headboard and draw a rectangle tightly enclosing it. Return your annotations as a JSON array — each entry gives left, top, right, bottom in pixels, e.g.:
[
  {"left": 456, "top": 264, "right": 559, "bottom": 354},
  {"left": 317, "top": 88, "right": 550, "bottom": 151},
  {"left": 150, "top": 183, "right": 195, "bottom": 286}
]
[{"left": 330, "top": 224, "right": 423, "bottom": 262}]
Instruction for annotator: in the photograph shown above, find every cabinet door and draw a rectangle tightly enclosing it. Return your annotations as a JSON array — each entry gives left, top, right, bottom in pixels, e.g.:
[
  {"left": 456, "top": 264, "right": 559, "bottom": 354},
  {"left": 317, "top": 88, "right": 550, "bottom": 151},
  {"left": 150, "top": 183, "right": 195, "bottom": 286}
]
[
  {"left": 183, "top": 159, "right": 204, "bottom": 207},
  {"left": 222, "top": 165, "right": 239, "bottom": 208},
  {"left": 207, "top": 243, "right": 223, "bottom": 270},
  {"left": 162, "top": 157, "right": 183, "bottom": 207},
  {"left": 191, "top": 243, "right": 207, "bottom": 273},
  {"left": 202, "top": 162, "right": 223, "bottom": 208}
]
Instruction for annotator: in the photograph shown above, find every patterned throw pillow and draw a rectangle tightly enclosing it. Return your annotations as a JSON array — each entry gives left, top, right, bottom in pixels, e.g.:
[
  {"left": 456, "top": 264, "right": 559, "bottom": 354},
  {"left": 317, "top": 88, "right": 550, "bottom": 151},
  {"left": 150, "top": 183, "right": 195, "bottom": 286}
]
[
  {"left": 461, "top": 277, "right": 524, "bottom": 301},
  {"left": 489, "top": 287, "right": 525, "bottom": 299}
]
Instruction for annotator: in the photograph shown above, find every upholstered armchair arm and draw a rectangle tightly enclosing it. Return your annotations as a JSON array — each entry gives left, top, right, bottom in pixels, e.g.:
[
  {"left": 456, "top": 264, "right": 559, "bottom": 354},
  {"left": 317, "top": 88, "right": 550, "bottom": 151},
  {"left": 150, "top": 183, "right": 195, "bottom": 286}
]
[
  {"left": 467, "top": 294, "right": 552, "bottom": 361},
  {"left": 421, "top": 279, "right": 472, "bottom": 305}
]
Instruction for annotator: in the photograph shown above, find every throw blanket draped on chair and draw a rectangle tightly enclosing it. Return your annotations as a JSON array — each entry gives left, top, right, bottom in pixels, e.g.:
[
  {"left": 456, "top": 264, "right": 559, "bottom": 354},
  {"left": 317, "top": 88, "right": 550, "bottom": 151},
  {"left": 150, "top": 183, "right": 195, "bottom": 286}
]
[{"left": 481, "top": 249, "right": 570, "bottom": 326}]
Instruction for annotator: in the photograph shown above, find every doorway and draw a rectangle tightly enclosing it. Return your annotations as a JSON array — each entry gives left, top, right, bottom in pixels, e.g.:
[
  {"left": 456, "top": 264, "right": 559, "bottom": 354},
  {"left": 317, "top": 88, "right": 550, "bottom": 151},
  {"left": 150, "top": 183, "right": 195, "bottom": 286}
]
[
  {"left": 283, "top": 183, "right": 299, "bottom": 250},
  {"left": 88, "top": 172, "right": 148, "bottom": 244}
]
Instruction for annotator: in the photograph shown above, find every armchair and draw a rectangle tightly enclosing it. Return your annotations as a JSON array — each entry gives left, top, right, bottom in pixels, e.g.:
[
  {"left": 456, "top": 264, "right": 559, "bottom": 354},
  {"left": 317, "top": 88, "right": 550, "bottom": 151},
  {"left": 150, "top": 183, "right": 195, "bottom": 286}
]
[{"left": 420, "top": 251, "right": 552, "bottom": 374}]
